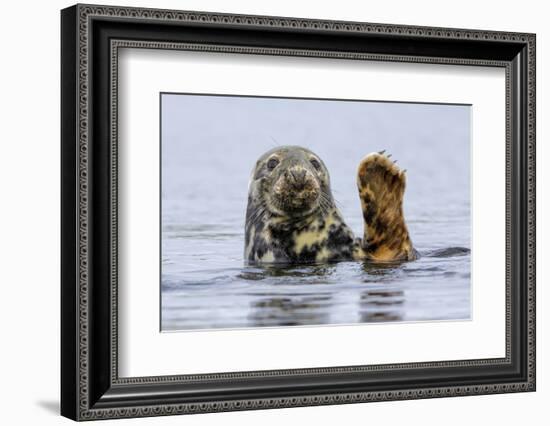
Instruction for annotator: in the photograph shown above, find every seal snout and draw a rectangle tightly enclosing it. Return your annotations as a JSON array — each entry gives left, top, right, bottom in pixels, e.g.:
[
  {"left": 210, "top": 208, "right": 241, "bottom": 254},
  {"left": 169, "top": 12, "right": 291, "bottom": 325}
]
[
  {"left": 287, "top": 166, "right": 308, "bottom": 190},
  {"left": 272, "top": 164, "right": 320, "bottom": 214}
]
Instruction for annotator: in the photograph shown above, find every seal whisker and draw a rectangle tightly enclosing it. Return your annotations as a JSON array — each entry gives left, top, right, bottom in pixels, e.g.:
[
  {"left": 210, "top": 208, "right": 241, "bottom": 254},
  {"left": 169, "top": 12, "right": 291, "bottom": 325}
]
[
  {"left": 320, "top": 191, "right": 338, "bottom": 209},
  {"left": 268, "top": 135, "right": 279, "bottom": 148},
  {"left": 330, "top": 196, "right": 342, "bottom": 210},
  {"left": 318, "top": 194, "right": 335, "bottom": 217},
  {"left": 250, "top": 206, "right": 268, "bottom": 225}
]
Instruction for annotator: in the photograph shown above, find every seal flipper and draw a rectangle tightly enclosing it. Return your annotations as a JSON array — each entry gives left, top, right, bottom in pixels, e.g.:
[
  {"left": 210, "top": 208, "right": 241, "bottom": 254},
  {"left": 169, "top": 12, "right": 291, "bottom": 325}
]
[{"left": 357, "top": 152, "right": 417, "bottom": 261}]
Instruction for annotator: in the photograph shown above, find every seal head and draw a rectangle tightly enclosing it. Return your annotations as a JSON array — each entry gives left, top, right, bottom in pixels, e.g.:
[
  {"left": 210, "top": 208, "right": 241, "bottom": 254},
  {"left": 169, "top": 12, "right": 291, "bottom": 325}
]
[
  {"left": 244, "top": 146, "right": 359, "bottom": 265},
  {"left": 253, "top": 146, "right": 327, "bottom": 218}
]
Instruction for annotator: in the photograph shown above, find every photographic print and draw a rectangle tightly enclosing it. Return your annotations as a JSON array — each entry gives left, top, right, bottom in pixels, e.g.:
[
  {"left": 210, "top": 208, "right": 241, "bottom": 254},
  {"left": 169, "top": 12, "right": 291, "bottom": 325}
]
[{"left": 161, "top": 93, "right": 471, "bottom": 331}]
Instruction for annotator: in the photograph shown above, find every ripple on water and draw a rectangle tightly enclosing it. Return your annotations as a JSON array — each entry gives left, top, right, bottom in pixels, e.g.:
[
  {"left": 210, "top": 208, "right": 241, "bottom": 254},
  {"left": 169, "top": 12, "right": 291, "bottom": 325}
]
[{"left": 161, "top": 247, "right": 471, "bottom": 330}]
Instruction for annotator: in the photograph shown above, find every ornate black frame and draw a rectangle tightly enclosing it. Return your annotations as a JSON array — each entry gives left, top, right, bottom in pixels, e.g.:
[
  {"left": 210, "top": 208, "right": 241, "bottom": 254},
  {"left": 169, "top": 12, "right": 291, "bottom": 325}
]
[{"left": 61, "top": 3, "right": 536, "bottom": 421}]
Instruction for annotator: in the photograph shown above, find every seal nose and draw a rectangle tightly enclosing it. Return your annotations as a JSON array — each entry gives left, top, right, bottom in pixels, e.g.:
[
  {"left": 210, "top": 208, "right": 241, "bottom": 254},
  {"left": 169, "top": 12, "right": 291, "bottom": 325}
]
[{"left": 288, "top": 167, "right": 307, "bottom": 189}]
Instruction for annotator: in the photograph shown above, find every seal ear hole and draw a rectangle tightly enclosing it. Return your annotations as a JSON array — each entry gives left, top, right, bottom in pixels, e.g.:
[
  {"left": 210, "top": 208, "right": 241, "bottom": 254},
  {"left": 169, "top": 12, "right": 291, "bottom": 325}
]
[
  {"left": 310, "top": 158, "right": 322, "bottom": 170},
  {"left": 267, "top": 158, "right": 280, "bottom": 170}
]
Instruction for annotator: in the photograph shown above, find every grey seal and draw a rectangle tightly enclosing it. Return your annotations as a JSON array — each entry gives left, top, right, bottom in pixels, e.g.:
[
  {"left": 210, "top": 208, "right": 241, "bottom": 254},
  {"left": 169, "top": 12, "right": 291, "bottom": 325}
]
[{"left": 244, "top": 146, "right": 417, "bottom": 265}]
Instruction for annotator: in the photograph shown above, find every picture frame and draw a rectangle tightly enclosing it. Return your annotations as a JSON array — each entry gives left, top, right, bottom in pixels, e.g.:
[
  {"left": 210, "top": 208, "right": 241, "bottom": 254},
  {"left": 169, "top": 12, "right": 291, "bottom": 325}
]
[{"left": 61, "top": 3, "right": 536, "bottom": 421}]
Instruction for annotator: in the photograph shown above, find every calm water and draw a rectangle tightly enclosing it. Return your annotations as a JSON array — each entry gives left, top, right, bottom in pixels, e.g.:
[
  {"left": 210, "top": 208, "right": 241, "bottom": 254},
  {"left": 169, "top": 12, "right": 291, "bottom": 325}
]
[{"left": 161, "top": 95, "right": 471, "bottom": 331}]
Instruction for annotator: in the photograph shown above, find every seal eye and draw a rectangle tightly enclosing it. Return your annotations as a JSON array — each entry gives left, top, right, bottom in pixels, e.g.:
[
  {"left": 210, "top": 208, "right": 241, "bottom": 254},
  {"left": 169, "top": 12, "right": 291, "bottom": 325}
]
[
  {"left": 267, "top": 158, "right": 279, "bottom": 170},
  {"left": 310, "top": 158, "right": 321, "bottom": 171}
]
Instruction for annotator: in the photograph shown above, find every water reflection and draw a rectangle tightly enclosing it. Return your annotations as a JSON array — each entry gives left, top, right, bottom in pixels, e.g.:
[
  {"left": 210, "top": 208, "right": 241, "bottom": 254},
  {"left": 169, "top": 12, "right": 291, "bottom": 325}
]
[
  {"left": 358, "top": 288, "right": 405, "bottom": 322},
  {"left": 238, "top": 264, "right": 337, "bottom": 281},
  {"left": 243, "top": 264, "right": 336, "bottom": 327},
  {"left": 249, "top": 294, "right": 332, "bottom": 327},
  {"left": 161, "top": 250, "right": 471, "bottom": 331},
  {"left": 360, "top": 260, "right": 404, "bottom": 279},
  {"left": 242, "top": 262, "right": 407, "bottom": 327}
]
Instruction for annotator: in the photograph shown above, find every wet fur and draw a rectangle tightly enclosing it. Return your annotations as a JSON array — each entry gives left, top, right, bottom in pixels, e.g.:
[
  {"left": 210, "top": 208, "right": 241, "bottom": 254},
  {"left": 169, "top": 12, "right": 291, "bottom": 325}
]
[
  {"left": 245, "top": 146, "right": 416, "bottom": 265},
  {"left": 357, "top": 153, "right": 418, "bottom": 261}
]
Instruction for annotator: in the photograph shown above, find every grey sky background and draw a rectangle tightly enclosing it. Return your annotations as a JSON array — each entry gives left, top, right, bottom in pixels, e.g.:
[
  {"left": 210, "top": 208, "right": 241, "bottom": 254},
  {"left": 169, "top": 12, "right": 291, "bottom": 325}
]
[{"left": 161, "top": 94, "right": 471, "bottom": 251}]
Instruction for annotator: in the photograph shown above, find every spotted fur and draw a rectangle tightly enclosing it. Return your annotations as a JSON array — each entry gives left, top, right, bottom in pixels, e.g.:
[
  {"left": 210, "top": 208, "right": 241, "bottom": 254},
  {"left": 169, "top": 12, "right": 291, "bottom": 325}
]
[
  {"left": 244, "top": 146, "right": 416, "bottom": 265},
  {"left": 357, "top": 152, "right": 418, "bottom": 261}
]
